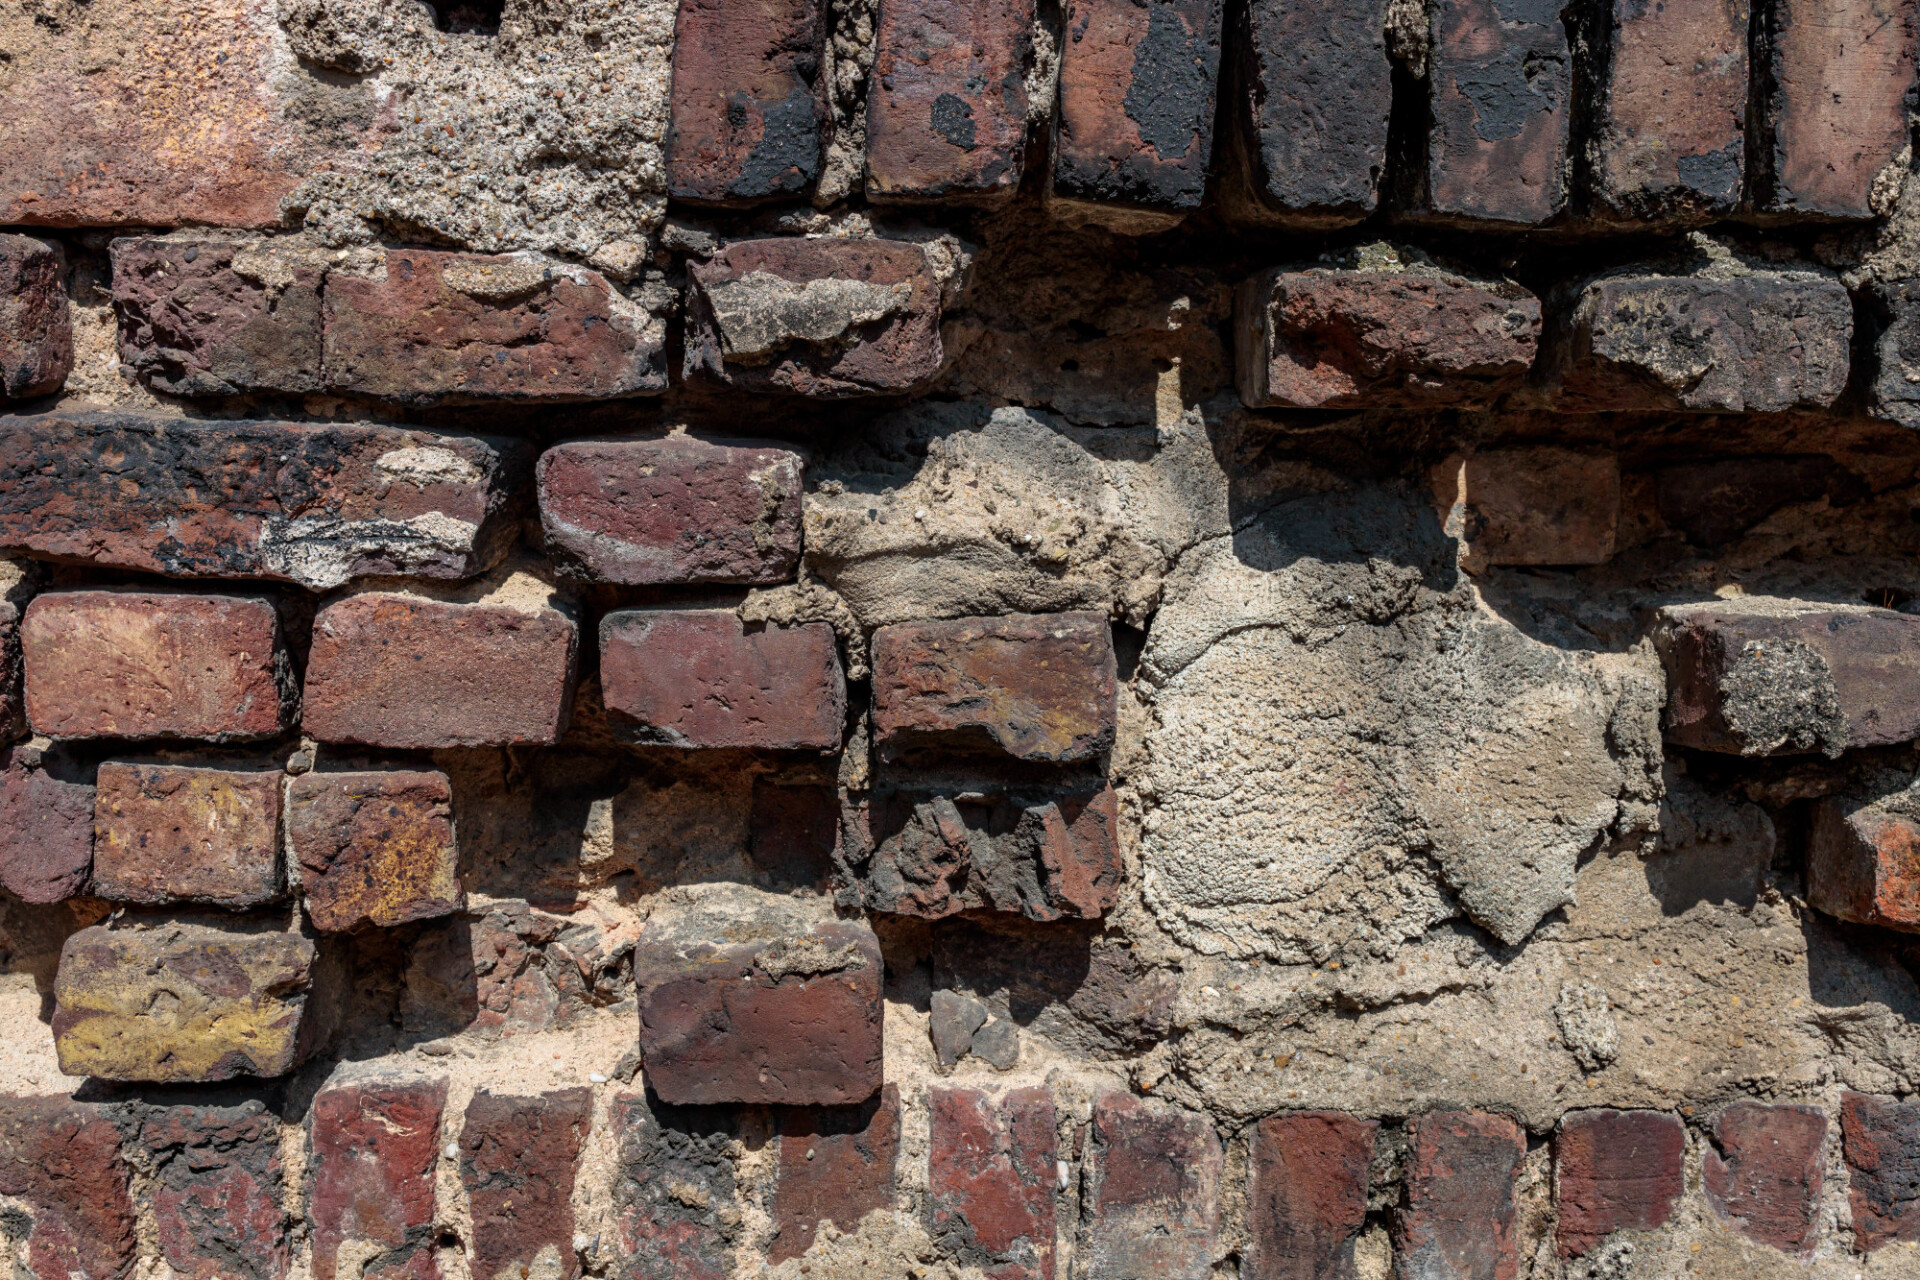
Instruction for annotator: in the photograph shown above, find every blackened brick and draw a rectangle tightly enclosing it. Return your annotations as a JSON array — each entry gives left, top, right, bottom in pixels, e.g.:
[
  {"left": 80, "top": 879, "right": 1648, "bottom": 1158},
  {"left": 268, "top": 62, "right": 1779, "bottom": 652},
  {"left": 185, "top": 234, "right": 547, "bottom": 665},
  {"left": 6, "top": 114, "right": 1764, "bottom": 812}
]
[
  {"left": 462, "top": 1090, "right": 592, "bottom": 1280},
  {"left": 666, "top": 0, "right": 828, "bottom": 205},
  {"left": 773, "top": 1084, "right": 900, "bottom": 1262},
  {"left": 610, "top": 1095, "right": 739, "bottom": 1280},
  {"left": 1079, "top": 1092, "right": 1220, "bottom": 1280},
  {"left": 310, "top": 1080, "right": 448, "bottom": 1280},
  {"left": 928, "top": 1086, "right": 1056, "bottom": 1280},
  {"left": 110, "top": 237, "right": 322, "bottom": 396},
  {"left": 139, "top": 1105, "right": 287, "bottom": 1280},
  {"left": 1246, "top": 1111, "right": 1376, "bottom": 1280},
  {"left": 1842, "top": 1090, "right": 1920, "bottom": 1251},
  {"left": 92, "top": 763, "right": 283, "bottom": 908},
  {"left": 0, "top": 1097, "right": 138, "bottom": 1280},
  {"left": 0, "top": 745, "right": 94, "bottom": 904},
  {"left": 1703, "top": 1101, "right": 1826, "bottom": 1254},
  {"left": 288, "top": 770, "right": 463, "bottom": 933},
  {"left": 1395, "top": 1110, "right": 1524, "bottom": 1280},
  {"left": 1553, "top": 1109, "right": 1685, "bottom": 1258},
  {"left": 0, "top": 234, "right": 72, "bottom": 400}
]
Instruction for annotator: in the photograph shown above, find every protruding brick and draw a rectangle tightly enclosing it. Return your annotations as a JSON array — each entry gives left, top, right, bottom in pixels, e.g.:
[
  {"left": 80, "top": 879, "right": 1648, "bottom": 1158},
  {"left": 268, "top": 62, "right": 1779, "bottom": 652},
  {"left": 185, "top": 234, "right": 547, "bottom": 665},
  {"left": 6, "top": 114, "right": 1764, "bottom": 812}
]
[
  {"left": 0, "top": 234, "right": 72, "bottom": 399},
  {"left": 1395, "top": 1110, "right": 1524, "bottom": 1280},
  {"left": 1246, "top": 1111, "right": 1377, "bottom": 1280},
  {"left": 1841, "top": 1091, "right": 1920, "bottom": 1251},
  {"left": 1235, "top": 261, "right": 1540, "bottom": 409},
  {"left": 461, "top": 1090, "right": 591, "bottom": 1280},
  {"left": 304, "top": 591, "right": 578, "bottom": 749},
  {"left": 1080, "top": 1092, "right": 1221, "bottom": 1280},
  {"left": 666, "top": 0, "right": 828, "bottom": 205},
  {"left": 928, "top": 1086, "right": 1056, "bottom": 1280},
  {"left": 0, "top": 1098, "right": 138, "bottom": 1280},
  {"left": 288, "top": 770, "right": 463, "bottom": 933},
  {"left": 110, "top": 237, "right": 322, "bottom": 396},
  {"left": 1703, "top": 1101, "right": 1826, "bottom": 1254},
  {"left": 22, "top": 591, "right": 294, "bottom": 742},
  {"left": 599, "top": 609, "right": 845, "bottom": 751},
  {"left": 310, "top": 1080, "right": 449, "bottom": 1280},
  {"left": 139, "top": 1105, "right": 287, "bottom": 1280},
  {"left": 1051, "top": 0, "right": 1226, "bottom": 231},
  {"left": 1430, "top": 448, "right": 1620, "bottom": 571},
  {"left": 0, "top": 745, "right": 94, "bottom": 904},
  {"left": 685, "top": 238, "right": 943, "bottom": 397},
  {"left": 865, "top": 0, "right": 1035, "bottom": 203},
  {"left": 1554, "top": 1109, "right": 1685, "bottom": 1258},
  {"left": 0, "top": 411, "right": 530, "bottom": 590},
  {"left": 871, "top": 612, "right": 1116, "bottom": 762},
  {"left": 321, "top": 250, "right": 666, "bottom": 404},
  {"left": 1654, "top": 599, "right": 1920, "bottom": 756},
  {"left": 610, "top": 1094, "right": 740, "bottom": 1280},
  {"left": 773, "top": 1084, "right": 901, "bottom": 1262},
  {"left": 1758, "top": 0, "right": 1919, "bottom": 218},
  {"left": 53, "top": 918, "right": 322, "bottom": 1082},
  {"left": 92, "top": 763, "right": 284, "bottom": 908},
  {"left": 537, "top": 436, "right": 804, "bottom": 586}
]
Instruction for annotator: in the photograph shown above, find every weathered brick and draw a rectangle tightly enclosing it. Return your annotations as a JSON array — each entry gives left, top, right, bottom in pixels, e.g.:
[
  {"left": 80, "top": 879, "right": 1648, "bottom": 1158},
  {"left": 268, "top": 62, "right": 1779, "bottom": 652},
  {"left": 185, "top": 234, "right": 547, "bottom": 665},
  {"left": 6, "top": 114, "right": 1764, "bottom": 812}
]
[
  {"left": 1430, "top": 448, "right": 1619, "bottom": 571},
  {"left": 1841, "top": 1091, "right": 1920, "bottom": 1251},
  {"left": 1654, "top": 599, "right": 1920, "bottom": 756},
  {"left": 92, "top": 763, "right": 284, "bottom": 908},
  {"left": 0, "top": 1097, "right": 138, "bottom": 1280},
  {"left": 1554, "top": 1109, "right": 1685, "bottom": 1258},
  {"left": 53, "top": 917, "right": 322, "bottom": 1082},
  {"left": 0, "top": 600, "right": 19, "bottom": 743},
  {"left": 537, "top": 436, "right": 804, "bottom": 586},
  {"left": 461, "top": 1090, "right": 591, "bottom": 1280},
  {"left": 684, "top": 238, "right": 943, "bottom": 397},
  {"left": 0, "top": 411, "right": 532, "bottom": 590},
  {"left": 139, "top": 1104, "right": 287, "bottom": 1280},
  {"left": 1652, "top": 455, "right": 1858, "bottom": 547},
  {"left": 599, "top": 609, "right": 845, "bottom": 751},
  {"left": 401, "top": 902, "right": 575, "bottom": 1040},
  {"left": 772, "top": 1084, "right": 901, "bottom": 1262},
  {"left": 1811, "top": 795, "right": 1920, "bottom": 931},
  {"left": 1703, "top": 1101, "right": 1826, "bottom": 1254},
  {"left": 609, "top": 1094, "right": 739, "bottom": 1280},
  {"left": 1079, "top": 1092, "right": 1220, "bottom": 1280},
  {"left": 309, "top": 1080, "right": 448, "bottom": 1280},
  {"left": 871, "top": 613, "right": 1116, "bottom": 762},
  {"left": 750, "top": 780, "right": 842, "bottom": 893},
  {"left": 111, "top": 237, "right": 323, "bottom": 396},
  {"left": 0, "top": 234, "right": 72, "bottom": 399},
  {"left": 928, "top": 1086, "right": 1056, "bottom": 1280},
  {"left": 1245, "top": 1111, "right": 1376, "bottom": 1280},
  {"left": 1051, "top": 0, "right": 1225, "bottom": 231},
  {"left": 1758, "top": 0, "right": 1919, "bottom": 218},
  {"left": 865, "top": 0, "right": 1035, "bottom": 203},
  {"left": 288, "top": 770, "right": 463, "bottom": 933},
  {"left": 666, "top": 0, "right": 828, "bottom": 204},
  {"left": 22, "top": 591, "right": 294, "bottom": 742},
  {"left": 1234, "top": 262, "right": 1540, "bottom": 409},
  {"left": 1395, "top": 1111, "right": 1524, "bottom": 1280},
  {"left": 1870, "top": 280, "right": 1920, "bottom": 430},
  {"left": 0, "top": 745, "right": 94, "bottom": 904},
  {"left": 321, "top": 250, "right": 666, "bottom": 404},
  {"left": 304, "top": 591, "right": 578, "bottom": 749}
]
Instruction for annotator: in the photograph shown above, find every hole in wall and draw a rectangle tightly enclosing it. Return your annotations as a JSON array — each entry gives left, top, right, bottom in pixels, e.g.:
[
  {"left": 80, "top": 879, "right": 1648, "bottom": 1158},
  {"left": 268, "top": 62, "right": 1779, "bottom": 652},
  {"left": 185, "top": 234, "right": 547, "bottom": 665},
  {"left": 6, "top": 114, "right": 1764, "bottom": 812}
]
[
  {"left": 1866, "top": 587, "right": 1915, "bottom": 611},
  {"left": 432, "top": 0, "right": 502, "bottom": 36}
]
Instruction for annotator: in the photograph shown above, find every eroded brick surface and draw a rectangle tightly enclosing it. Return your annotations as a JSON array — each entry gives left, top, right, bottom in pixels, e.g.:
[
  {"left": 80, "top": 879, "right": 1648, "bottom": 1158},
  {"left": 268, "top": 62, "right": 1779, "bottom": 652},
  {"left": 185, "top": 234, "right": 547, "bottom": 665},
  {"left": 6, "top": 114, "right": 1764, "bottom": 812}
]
[
  {"left": 0, "top": 1098, "right": 138, "bottom": 1280},
  {"left": 309, "top": 1080, "right": 448, "bottom": 1280},
  {"left": 0, "top": 234, "right": 72, "bottom": 399},
  {"left": 461, "top": 1090, "right": 591, "bottom": 1280},
  {"left": 138, "top": 1105, "right": 287, "bottom": 1280},
  {"left": 92, "top": 762, "right": 284, "bottom": 907},
  {"left": 1553, "top": 1109, "right": 1685, "bottom": 1258},
  {"left": 0, "top": 745, "right": 95, "bottom": 904},
  {"left": 111, "top": 237, "right": 323, "bottom": 396},
  {"left": 1703, "top": 1101, "right": 1826, "bottom": 1254},
  {"left": 1246, "top": 1111, "right": 1376, "bottom": 1280},
  {"left": 928, "top": 1086, "right": 1056, "bottom": 1280},
  {"left": 1079, "top": 1092, "right": 1220, "bottom": 1280},
  {"left": 288, "top": 770, "right": 463, "bottom": 933},
  {"left": 1841, "top": 1091, "right": 1920, "bottom": 1252},
  {"left": 610, "top": 1095, "right": 739, "bottom": 1280},
  {"left": 772, "top": 1084, "right": 900, "bottom": 1262},
  {"left": 667, "top": 0, "right": 828, "bottom": 205},
  {"left": 1395, "top": 1111, "right": 1524, "bottom": 1280}
]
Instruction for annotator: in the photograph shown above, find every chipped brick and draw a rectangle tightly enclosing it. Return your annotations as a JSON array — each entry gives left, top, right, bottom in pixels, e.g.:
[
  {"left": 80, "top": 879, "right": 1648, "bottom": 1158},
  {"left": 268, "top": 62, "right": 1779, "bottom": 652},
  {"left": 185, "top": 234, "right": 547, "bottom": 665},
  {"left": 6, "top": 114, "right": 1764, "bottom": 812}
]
[
  {"left": 1703, "top": 1101, "right": 1826, "bottom": 1254},
  {"left": 772, "top": 1085, "right": 900, "bottom": 1262},
  {"left": 92, "top": 763, "right": 283, "bottom": 908},
  {"left": 0, "top": 1097, "right": 137, "bottom": 1280},
  {"left": 310, "top": 1080, "right": 448, "bottom": 1280},
  {"left": 139, "top": 1104, "right": 287, "bottom": 1280},
  {"left": 461, "top": 1090, "right": 591, "bottom": 1280},
  {"left": 928, "top": 1086, "right": 1055, "bottom": 1279},
  {"left": 610, "top": 1095, "right": 738, "bottom": 1280},
  {"left": 1554, "top": 1109, "right": 1685, "bottom": 1258},
  {"left": 288, "top": 770, "right": 463, "bottom": 933},
  {"left": 1246, "top": 1111, "right": 1377, "bottom": 1280},
  {"left": 0, "top": 234, "right": 72, "bottom": 399},
  {"left": 1811, "top": 796, "right": 1920, "bottom": 931}
]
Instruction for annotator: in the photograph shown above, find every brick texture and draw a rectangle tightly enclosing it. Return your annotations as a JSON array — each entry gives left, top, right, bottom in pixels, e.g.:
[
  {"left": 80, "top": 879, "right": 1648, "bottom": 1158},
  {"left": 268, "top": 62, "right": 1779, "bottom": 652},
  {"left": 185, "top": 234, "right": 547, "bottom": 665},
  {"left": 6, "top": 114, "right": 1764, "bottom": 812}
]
[
  {"left": 138, "top": 1105, "right": 287, "bottom": 1280},
  {"left": 288, "top": 770, "right": 464, "bottom": 933},
  {"left": 0, "top": 233, "right": 72, "bottom": 399},
  {"left": 928, "top": 1086, "right": 1056, "bottom": 1280},
  {"left": 1245, "top": 1111, "right": 1377, "bottom": 1280},
  {"left": 1811, "top": 796, "right": 1920, "bottom": 931},
  {"left": 1079, "top": 1092, "right": 1221, "bottom": 1280},
  {"left": 1430, "top": 448, "right": 1620, "bottom": 571},
  {"left": 92, "top": 763, "right": 284, "bottom": 908},
  {"left": 309, "top": 1080, "right": 448, "bottom": 1280},
  {"left": 1703, "top": 1101, "right": 1826, "bottom": 1254},
  {"left": 610, "top": 1095, "right": 739, "bottom": 1280},
  {"left": 0, "top": 746, "right": 95, "bottom": 904},
  {"left": 667, "top": 0, "right": 828, "bottom": 205},
  {"left": 1841, "top": 1091, "right": 1920, "bottom": 1251},
  {"left": 461, "top": 1090, "right": 591, "bottom": 1280},
  {"left": 1553, "top": 1109, "right": 1685, "bottom": 1257},
  {"left": 1395, "top": 1110, "right": 1524, "bottom": 1280},
  {"left": 0, "top": 1098, "right": 139, "bottom": 1280},
  {"left": 773, "top": 1084, "right": 901, "bottom": 1262}
]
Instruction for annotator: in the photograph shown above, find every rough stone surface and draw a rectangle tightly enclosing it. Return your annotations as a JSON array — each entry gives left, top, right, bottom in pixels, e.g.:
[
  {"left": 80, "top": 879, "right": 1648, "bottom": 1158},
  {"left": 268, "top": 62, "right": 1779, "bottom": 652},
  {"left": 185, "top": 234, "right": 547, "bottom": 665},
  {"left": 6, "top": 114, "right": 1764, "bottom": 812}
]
[
  {"left": 0, "top": 1098, "right": 138, "bottom": 1280},
  {"left": 1840, "top": 1091, "right": 1920, "bottom": 1252},
  {"left": 666, "top": 0, "right": 828, "bottom": 205},
  {"left": 1429, "top": 447, "right": 1620, "bottom": 570},
  {"left": 927, "top": 1086, "right": 1056, "bottom": 1280},
  {"left": 772, "top": 1084, "right": 900, "bottom": 1262},
  {"left": 1870, "top": 279, "right": 1920, "bottom": 430},
  {"left": 0, "top": 746, "right": 95, "bottom": 904},
  {"left": 309, "top": 1080, "right": 448, "bottom": 1280},
  {"left": 0, "top": 234, "right": 72, "bottom": 399},
  {"left": 930, "top": 990, "right": 991, "bottom": 1070},
  {"left": 1394, "top": 1111, "right": 1524, "bottom": 1280},
  {"left": 1245, "top": 1111, "right": 1376, "bottom": 1280},
  {"left": 1702, "top": 1101, "right": 1826, "bottom": 1254},
  {"left": 138, "top": 1105, "right": 287, "bottom": 1280},
  {"left": 1079, "top": 1092, "right": 1220, "bottom": 1280},
  {"left": 1811, "top": 787, "right": 1920, "bottom": 931},
  {"left": 461, "top": 1090, "right": 591, "bottom": 1280},
  {"left": 287, "top": 770, "right": 463, "bottom": 933},
  {"left": 110, "top": 237, "right": 323, "bottom": 396},
  {"left": 609, "top": 1094, "right": 738, "bottom": 1280},
  {"left": 92, "top": 763, "right": 284, "bottom": 908},
  {"left": 1553, "top": 1109, "right": 1685, "bottom": 1257}
]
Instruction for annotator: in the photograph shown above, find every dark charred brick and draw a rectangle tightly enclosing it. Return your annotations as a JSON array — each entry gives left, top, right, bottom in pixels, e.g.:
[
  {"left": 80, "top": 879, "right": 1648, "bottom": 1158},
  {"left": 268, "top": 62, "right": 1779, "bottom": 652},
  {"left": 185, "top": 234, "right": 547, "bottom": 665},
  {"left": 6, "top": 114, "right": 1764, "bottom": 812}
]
[
  {"left": 1554, "top": 1109, "right": 1685, "bottom": 1258},
  {"left": 110, "top": 237, "right": 322, "bottom": 396},
  {"left": 1395, "top": 1110, "right": 1524, "bottom": 1280},
  {"left": 0, "top": 745, "right": 95, "bottom": 904},
  {"left": 1841, "top": 1091, "right": 1920, "bottom": 1251},
  {"left": 1653, "top": 456, "right": 1858, "bottom": 547},
  {"left": 288, "top": 770, "right": 463, "bottom": 933},
  {"left": 1430, "top": 447, "right": 1619, "bottom": 570},
  {"left": 23, "top": 591, "right": 294, "bottom": 742},
  {"left": 1811, "top": 795, "right": 1920, "bottom": 931},
  {"left": 92, "top": 762, "right": 283, "bottom": 908},
  {"left": 304, "top": 592, "right": 578, "bottom": 749},
  {"left": 0, "top": 600, "right": 18, "bottom": 743},
  {"left": 1703, "top": 1101, "right": 1826, "bottom": 1254},
  {"left": 139, "top": 1104, "right": 287, "bottom": 1280},
  {"left": 772, "top": 1084, "right": 900, "bottom": 1262},
  {"left": 666, "top": 0, "right": 828, "bottom": 205},
  {"left": 0, "top": 410, "right": 532, "bottom": 590},
  {"left": 461, "top": 1089, "right": 591, "bottom": 1280},
  {"left": 865, "top": 0, "right": 1035, "bottom": 203},
  {"left": 1080, "top": 1092, "right": 1220, "bottom": 1280},
  {"left": 0, "top": 234, "right": 72, "bottom": 400},
  {"left": 0, "top": 1097, "right": 138, "bottom": 1280},
  {"left": 1245, "top": 1111, "right": 1376, "bottom": 1280},
  {"left": 609, "top": 1095, "right": 739, "bottom": 1280},
  {"left": 750, "top": 779, "right": 842, "bottom": 893},
  {"left": 1869, "top": 280, "right": 1920, "bottom": 430},
  {"left": 684, "top": 237, "right": 943, "bottom": 397},
  {"left": 928, "top": 1086, "right": 1056, "bottom": 1280},
  {"left": 400, "top": 902, "right": 575, "bottom": 1040},
  {"left": 310, "top": 1079, "right": 448, "bottom": 1280},
  {"left": 599, "top": 608, "right": 845, "bottom": 751},
  {"left": 537, "top": 435, "right": 803, "bottom": 587}
]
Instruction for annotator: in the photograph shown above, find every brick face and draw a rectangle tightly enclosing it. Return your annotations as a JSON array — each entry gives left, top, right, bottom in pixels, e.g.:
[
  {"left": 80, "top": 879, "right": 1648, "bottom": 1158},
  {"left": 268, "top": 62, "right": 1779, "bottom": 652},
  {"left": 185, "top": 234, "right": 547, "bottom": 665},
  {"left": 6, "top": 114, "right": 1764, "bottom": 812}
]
[
  {"left": 1395, "top": 1111, "right": 1524, "bottom": 1280},
  {"left": 1079, "top": 1092, "right": 1221, "bottom": 1280},
  {"left": 0, "top": 1098, "right": 138, "bottom": 1280},
  {"left": 92, "top": 763, "right": 284, "bottom": 908},
  {"left": 928, "top": 1086, "right": 1056, "bottom": 1280},
  {"left": 461, "top": 1090, "right": 592, "bottom": 1280},
  {"left": 1810, "top": 796, "right": 1920, "bottom": 931},
  {"left": 1553, "top": 1109, "right": 1685, "bottom": 1258},
  {"left": 1430, "top": 448, "right": 1619, "bottom": 571},
  {"left": 0, "top": 234, "right": 72, "bottom": 399},
  {"left": 773, "top": 1085, "right": 900, "bottom": 1262},
  {"left": 1840, "top": 1090, "right": 1920, "bottom": 1251},
  {"left": 667, "top": 0, "right": 827, "bottom": 205},
  {"left": 139, "top": 1105, "right": 288, "bottom": 1280},
  {"left": 287, "top": 770, "right": 463, "bottom": 933},
  {"left": 1245, "top": 1111, "right": 1376, "bottom": 1280},
  {"left": 1702, "top": 1101, "right": 1826, "bottom": 1254},
  {"left": 610, "top": 1095, "right": 739, "bottom": 1280},
  {"left": 110, "top": 237, "right": 323, "bottom": 396},
  {"left": 309, "top": 1080, "right": 448, "bottom": 1280},
  {"left": 0, "top": 746, "right": 96, "bottom": 904}
]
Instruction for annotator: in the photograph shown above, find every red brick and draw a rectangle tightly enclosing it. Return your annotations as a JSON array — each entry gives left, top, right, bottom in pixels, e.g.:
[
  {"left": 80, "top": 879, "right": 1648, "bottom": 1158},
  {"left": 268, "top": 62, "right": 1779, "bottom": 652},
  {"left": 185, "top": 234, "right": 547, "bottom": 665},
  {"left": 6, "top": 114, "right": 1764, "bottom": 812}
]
[
  {"left": 92, "top": 763, "right": 283, "bottom": 908},
  {"left": 685, "top": 238, "right": 943, "bottom": 397},
  {"left": 1245, "top": 1111, "right": 1376, "bottom": 1280},
  {"left": 139, "top": 1104, "right": 287, "bottom": 1280},
  {"left": 1759, "top": 0, "right": 1919, "bottom": 218},
  {"left": 1079, "top": 1092, "right": 1220, "bottom": 1280},
  {"left": 1395, "top": 1111, "right": 1524, "bottom": 1280},
  {"left": 928, "top": 1086, "right": 1056, "bottom": 1280},
  {"left": 666, "top": 0, "right": 828, "bottom": 205},
  {"left": 1811, "top": 797, "right": 1920, "bottom": 931},
  {"left": 461, "top": 1090, "right": 591, "bottom": 1280},
  {"left": 0, "top": 745, "right": 95, "bottom": 904},
  {"left": 304, "top": 592, "right": 578, "bottom": 749},
  {"left": 1235, "top": 265, "right": 1540, "bottom": 409},
  {"left": 1554, "top": 1109, "right": 1685, "bottom": 1258},
  {"left": 1430, "top": 448, "right": 1619, "bottom": 571},
  {"left": 1841, "top": 1091, "right": 1920, "bottom": 1251},
  {"left": 111, "top": 237, "right": 322, "bottom": 396},
  {"left": 537, "top": 435, "right": 803, "bottom": 586},
  {"left": 772, "top": 1084, "right": 901, "bottom": 1262},
  {"left": 599, "top": 609, "right": 844, "bottom": 751},
  {"left": 22, "top": 591, "right": 294, "bottom": 742},
  {"left": 872, "top": 613, "right": 1116, "bottom": 763},
  {"left": 310, "top": 1080, "right": 448, "bottom": 1280},
  {"left": 1703, "top": 1101, "right": 1826, "bottom": 1254},
  {"left": 0, "top": 234, "right": 72, "bottom": 399},
  {"left": 0, "top": 1097, "right": 138, "bottom": 1280},
  {"left": 401, "top": 902, "right": 575, "bottom": 1039},
  {"left": 610, "top": 1094, "right": 739, "bottom": 1280},
  {"left": 0, "top": 411, "right": 533, "bottom": 590},
  {"left": 1051, "top": 0, "right": 1226, "bottom": 231},
  {"left": 288, "top": 770, "right": 463, "bottom": 933},
  {"left": 750, "top": 780, "right": 842, "bottom": 893},
  {"left": 865, "top": 0, "right": 1036, "bottom": 204}
]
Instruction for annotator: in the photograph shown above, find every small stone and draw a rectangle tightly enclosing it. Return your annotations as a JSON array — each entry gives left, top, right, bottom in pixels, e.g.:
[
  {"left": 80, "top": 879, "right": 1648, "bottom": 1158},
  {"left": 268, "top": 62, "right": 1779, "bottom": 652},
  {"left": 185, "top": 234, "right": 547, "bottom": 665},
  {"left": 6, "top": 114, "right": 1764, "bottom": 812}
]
[
  {"left": 309, "top": 1080, "right": 448, "bottom": 1280},
  {"left": 1430, "top": 448, "right": 1619, "bottom": 571},
  {"left": 1703, "top": 1101, "right": 1826, "bottom": 1255},
  {"left": 1554, "top": 1109, "right": 1685, "bottom": 1258},
  {"left": 462, "top": 1090, "right": 592, "bottom": 1280},
  {"left": 92, "top": 762, "right": 284, "bottom": 908},
  {"left": 0, "top": 234, "right": 72, "bottom": 399},
  {"left": 970, "top": 1018, "right": 1019, "bottom": 1070},
  {"left": 287, "top": 769, "right": 463, "bottom": 933},
  {"left": 1079, "top": 1092, "right": 1221, "bottom": 1280},
  {"left": 666, "top": 0, "right": 828, "bottom": 205},
  {"left": 928, "top": 1086, "right": 1057, "bottom": 1280},
  {"left": 930, "top": 989, "right": 990, "bottom": 1070},
  {"left": 771, "top": 1085, "right": 900, "bottom": 1262},
  {"left": 1394, "top": 1110, "right": 1525, "bottom": 1280}
]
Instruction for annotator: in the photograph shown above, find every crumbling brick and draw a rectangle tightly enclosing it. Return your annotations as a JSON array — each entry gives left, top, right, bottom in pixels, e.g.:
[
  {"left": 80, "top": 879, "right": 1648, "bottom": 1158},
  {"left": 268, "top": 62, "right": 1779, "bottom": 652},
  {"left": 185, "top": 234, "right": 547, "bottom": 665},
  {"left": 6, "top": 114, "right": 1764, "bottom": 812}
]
[
  {"left": 1703, "top": 1101, "right": 1826, "bottom": 1254},
  {"left": 92, "top": 763, "right": 284, "bottom": 908},
  {"left": 610, "top": 1094, "right": 739, "bottom": 1280},
  {"left": 1245, "top": 1111, "right": 1376, "bottom": 1280},
  {"left": 138, "top": 1104, "right": 288, "bottom": 1280},
  {"left": 0, "top": 1097, "right": 138, "bottom": 1280},
  {"left": 1811, "top": 795, "right": 1920, "bottom": 931},
  {"left": 666, "top": 0, "right": 828, "bottom": 205},
  {"left": 461, "top": 1090, "right": 591, "bottom": 1280},
  {"left": 0, "top": 234, "right": 72, "bottom": 399},
  {"left": 928, "top": 1086, "right": 1056, "bottom": 1280},
  {"left": 1554, "top": 1109, "right": 1685, "bottom": 1257},
  {"left": 288, "top": 770, "right": 463, "bottom": 933},
  {"left": 309, "top": 1080, "right": 448, "bottom": 1280},
  {"left": 1840, "top": 1091, "right": 1920, "bottom": 1251},
  {"left": 1079, "top": 1092, "right": 1221, "bottom": 1280}
]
